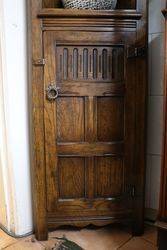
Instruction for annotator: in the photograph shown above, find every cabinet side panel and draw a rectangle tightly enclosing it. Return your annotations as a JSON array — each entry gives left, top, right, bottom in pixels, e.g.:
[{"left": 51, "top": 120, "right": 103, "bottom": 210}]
[
  {"left": 159, "top": 16, "right": 167, "bottom": 220},
  {"left": 132, "top": 0, "right": 148, "bottom": 236},
  {"left": 28, "top": 0, "right": 48, "bottom": 240}
]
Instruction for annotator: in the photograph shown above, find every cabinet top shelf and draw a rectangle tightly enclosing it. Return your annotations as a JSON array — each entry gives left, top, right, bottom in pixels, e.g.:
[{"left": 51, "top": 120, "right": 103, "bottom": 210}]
[{"left": 38, "top": 8, "right": 142, "bottom": 19}]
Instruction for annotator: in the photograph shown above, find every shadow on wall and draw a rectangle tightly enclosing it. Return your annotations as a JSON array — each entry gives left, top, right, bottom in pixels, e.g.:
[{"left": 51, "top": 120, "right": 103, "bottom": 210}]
[{"left": 145, "top": 32, "right": 164, "bottom": 214}]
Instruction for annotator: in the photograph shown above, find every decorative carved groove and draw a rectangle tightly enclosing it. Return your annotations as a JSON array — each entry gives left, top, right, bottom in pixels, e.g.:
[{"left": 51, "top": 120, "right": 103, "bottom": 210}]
[
  {"left": 79, "top": 55, "right": 82, "bottom": 72},
  {"left": 70, "top": 54, "right": 72, "bottom": 73},
  {"left": 102, "top": 49, "right": 108, "bottom": 80},
  {"left": 93, "top": 49, "right": 98, "bottom": 79},
  {"left": 42, "top": 19, "right": 138, "bottom": 32},
  {"left": 63, "top": 48, "right": 68, "bottom": 79},
  {"left": 57, "top": 45, "right": 124, "bottom": 82},
  {"left": 73, "top": 48, "right": 78, "bottom": 79},
  {"left": 108, "top": 55, "right": 111, "bottom": 73},
  {"left": 38, "top": 9, "right": 142, "bottom": 20},
  {"left": 60, "top": 55, "right": 62, "bottom": 72},
  {"left": 83, "top": 48, "right": 88, "bottom": 79},
  {"left": 112, "top": 49, "right": 117, "bottom": 79},
  {"left": 99, "top": 55, "right": 102, "bottom": 74}
]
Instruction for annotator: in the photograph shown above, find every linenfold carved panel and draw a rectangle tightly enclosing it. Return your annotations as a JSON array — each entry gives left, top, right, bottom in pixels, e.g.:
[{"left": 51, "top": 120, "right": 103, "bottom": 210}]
[{"left": 56, "top": 45, "right": 124, "bottom": 82}]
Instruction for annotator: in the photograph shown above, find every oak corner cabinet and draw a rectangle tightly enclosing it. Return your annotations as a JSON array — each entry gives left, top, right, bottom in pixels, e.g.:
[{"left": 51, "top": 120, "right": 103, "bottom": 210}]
[
  {"left": 28, "top": 0, "right": 148, "bottom": 240},
  {"left": 157, "top": 8, "right": 167, "bottom": 250}
]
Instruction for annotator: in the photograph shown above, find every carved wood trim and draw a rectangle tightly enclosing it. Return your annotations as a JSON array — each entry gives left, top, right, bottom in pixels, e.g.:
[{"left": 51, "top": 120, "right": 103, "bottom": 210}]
[
  {"left": 38, "top": 8, "right": 142, "bottom": 19},
  {"left": 42, "top": 19, "right": 137, "bottom": 31}
]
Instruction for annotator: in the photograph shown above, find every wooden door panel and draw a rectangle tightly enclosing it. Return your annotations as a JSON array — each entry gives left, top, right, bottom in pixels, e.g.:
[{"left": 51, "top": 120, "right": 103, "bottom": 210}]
[
  {"left": 57, "top": 82, "right": 125, "bottom": 97},
  {"left": 97, "top": 97, "right": 124, "bottom": 142},
  {"left": 50, "top": 199, "right": 131, "bottom": 216},
  {"left": 95, "top": 157, "right": 124, "bottom": 198},
  {"left": 57, "top": 97, "right": 85, "bottom": 142},
  {"left": 58, "top": 157, "right": 86, "bottom": 199},
  {"left": 44, "top": 32, "right": 135, "bottom": 217},
  {"left": 57, "top": 45, "right": 124, "bottom": 82},
  {"left": 57, "top": 142, "right": 123, "bottom": 156}
]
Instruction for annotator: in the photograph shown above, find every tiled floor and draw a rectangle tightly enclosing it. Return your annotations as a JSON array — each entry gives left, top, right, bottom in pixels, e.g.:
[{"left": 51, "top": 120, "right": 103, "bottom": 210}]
[{"left": 0, "top": 225, "right": 157, "bottom": 250}]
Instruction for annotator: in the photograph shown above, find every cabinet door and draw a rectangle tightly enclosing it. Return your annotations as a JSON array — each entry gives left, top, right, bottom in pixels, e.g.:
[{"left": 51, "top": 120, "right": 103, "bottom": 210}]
[{"left": 44, "top": 31, "right": 136, "bottom": 223}]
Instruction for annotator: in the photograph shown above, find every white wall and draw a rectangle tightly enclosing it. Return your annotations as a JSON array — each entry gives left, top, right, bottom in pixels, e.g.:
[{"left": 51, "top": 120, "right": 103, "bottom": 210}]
[
  {"left": 145, "top": 0, "right": 166, "bottom": 211},
  {"left": 0, "top": 7, "right": 9, "bottom": 228},
  {"left": 1, "top": 0, "right": 33, "bottom": 235}
]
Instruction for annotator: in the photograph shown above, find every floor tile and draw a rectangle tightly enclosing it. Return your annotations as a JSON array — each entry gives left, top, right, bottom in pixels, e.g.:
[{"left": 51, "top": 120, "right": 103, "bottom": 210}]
[
  {"left": 142, "top": 226, "right": 157, "bottom": 246},
  {"left": 46, "top": 226, "right": 132, "bottom": 250},
  {"left": 1, "top": 225, "right": 158, "bottom": 250},
  {"left": 119, "top": 237, "right": 157, "bottom": 250},
  {"left": 39, "top": 236, "right": 57, "bottom": 249},
  {"left": 4, "top": 236, "right": 45, "bottom": 250},
  {"left": 0, "top": 229, "right": 17, "bottom": 249}
]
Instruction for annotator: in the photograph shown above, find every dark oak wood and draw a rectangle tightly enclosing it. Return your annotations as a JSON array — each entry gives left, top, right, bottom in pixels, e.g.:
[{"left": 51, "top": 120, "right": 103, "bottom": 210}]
[
  {"left": 132, "top": 0, "right": 148, "bottom": 236},
  {"left": 157, "top": 9, "right": 167, "bottom": 250},
  {"left": 38, "top": 8, "right": 142, "bottom": 19},
  {"left": 27, "top": 0, "right": 48, "bottom": 240},
  {"left": 43, "top": 0, "right": 137, "bottom": 9},
  {"left": 157, "top": 221, "right": 167, "bottom": 250},
  {"left": 117, "top": 0, "right": 136, "bottom": 9},
  {"left": 162, "top": 9, "right": 167, "bottom": 17},
  {"left": 28, "top": 0, "right": 148, "bottom": 240}
]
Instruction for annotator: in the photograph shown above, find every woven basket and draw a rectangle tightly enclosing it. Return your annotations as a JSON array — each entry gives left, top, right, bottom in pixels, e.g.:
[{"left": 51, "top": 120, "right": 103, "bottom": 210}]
[{"left": 61, "top": 0, "right": 117, "bottom": 10}]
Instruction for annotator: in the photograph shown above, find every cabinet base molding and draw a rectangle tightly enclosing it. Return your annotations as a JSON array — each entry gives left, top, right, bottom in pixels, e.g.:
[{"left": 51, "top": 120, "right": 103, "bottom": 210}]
[{"left": 47, "top": 215, "right": 132, "bottom": 229}]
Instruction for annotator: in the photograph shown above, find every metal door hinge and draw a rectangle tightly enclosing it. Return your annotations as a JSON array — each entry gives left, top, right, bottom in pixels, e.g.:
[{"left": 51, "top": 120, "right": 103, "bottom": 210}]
[
  {"left": 127, "top": 46, "right": 147, "bottom": 59},
  {"left": 125, "top": 184, "right": 136, "bottom": 198},
  {"left": 33, "top": 59, "right": 46, "bottom": 66},
  {"left": 131, "top": 186, "right": 136, "bottom": 198}
]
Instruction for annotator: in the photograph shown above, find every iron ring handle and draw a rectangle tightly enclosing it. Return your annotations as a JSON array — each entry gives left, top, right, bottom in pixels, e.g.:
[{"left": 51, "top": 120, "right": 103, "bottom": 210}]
[{"left": 46, "top": 84, "right": 60, "bottom": 101}]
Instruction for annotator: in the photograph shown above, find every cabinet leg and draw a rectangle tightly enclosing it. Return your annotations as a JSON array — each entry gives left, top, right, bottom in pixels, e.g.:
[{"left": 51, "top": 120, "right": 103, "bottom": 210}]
[
  {"left": 35, "top": 222, "right": 48, "bottom": 241},
  {"left": 132, "top": 219, "right": 144, "bottom": 236},
  {"left": 35, "top": 231, "right": 48, "bottom": 241},
  {"left": 132, "top": 198, "right": 144, "bottom": 236},
  {"left": 158, "top": 228, "right": 167, "bottom": 250}
]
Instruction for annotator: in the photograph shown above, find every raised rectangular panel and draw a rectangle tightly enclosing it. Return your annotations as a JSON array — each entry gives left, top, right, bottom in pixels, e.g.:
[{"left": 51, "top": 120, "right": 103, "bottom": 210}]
[
  {"left": 95, "top": 157, "right": 124, "bottom": 198},
  {"left": 57, "top": 97, "right": 85, "bottom": 142},
  {"left": 97, "top": 97, "right": 124, "bottom": 142},
  {"left": 58, "top": 157, "right": 86, "bottom": 199},
  {"left": 57, "top": 45, "right": 124, "bottom": 82}
]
